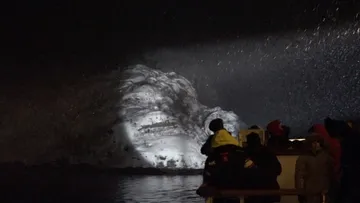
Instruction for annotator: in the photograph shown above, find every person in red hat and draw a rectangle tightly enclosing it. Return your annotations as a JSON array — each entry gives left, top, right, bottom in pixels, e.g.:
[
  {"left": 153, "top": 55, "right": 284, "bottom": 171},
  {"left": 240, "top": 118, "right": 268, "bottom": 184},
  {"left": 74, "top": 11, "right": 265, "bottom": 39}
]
[{"left": 266, "top": 120, "right": 290, "bottom": 150}]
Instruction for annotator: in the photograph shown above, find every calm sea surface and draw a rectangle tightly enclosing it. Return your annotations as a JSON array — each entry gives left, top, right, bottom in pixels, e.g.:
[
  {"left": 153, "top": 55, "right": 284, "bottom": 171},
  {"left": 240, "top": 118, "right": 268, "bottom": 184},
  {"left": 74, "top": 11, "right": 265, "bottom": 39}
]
[
  {"left": 3, "top": 172, "right": 204, "bottom": 203},
  {"left": 118, "top": 175, "right": 203, "bottom": 202}
]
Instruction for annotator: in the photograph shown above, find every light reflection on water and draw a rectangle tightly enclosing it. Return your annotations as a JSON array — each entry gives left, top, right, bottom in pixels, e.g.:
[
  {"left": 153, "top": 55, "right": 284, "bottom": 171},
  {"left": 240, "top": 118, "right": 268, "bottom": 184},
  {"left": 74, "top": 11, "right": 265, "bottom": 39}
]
[
  {"left": 5, "top": 172, "right": 298, "bottom": 203},
  {"left": 116, "top": 175, "right": 203, "bottom": 203},
  {"left": 3, "top": 171, "right": 204, "bottom": 203}
]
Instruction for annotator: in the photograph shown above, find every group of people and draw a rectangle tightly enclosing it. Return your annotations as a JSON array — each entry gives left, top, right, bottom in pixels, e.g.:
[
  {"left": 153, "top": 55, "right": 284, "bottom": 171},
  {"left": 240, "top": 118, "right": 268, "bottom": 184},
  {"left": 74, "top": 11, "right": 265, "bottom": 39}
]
[
  {"left": 296, "top": 118, "right": 360, "bottom": 203},
  {"left": 199, "top": 118, "right": 282, "bottom": 203},
  {"left": 197, "top": 117, "right": 360, "bottom": 203}
]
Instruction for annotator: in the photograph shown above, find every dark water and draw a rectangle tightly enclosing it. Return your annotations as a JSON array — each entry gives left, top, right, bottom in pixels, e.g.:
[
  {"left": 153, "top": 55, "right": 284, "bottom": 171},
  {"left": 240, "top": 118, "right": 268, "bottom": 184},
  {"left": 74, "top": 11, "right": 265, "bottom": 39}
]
[
  {"left": 3, "top": 171, "right": 204, "bottom": 203},
  {"left": 118, "top": 176, "right": 203, "bottom": 202}
]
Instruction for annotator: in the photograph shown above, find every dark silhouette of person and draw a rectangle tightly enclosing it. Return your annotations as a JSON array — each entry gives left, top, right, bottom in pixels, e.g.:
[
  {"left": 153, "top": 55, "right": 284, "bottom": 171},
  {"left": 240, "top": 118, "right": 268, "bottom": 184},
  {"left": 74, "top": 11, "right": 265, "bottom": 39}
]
[
  {"left": 244, "top": 132, "right": 282, "bottom": 203},
  {"left": 324, "top": 117, "right": 360, "bottom": 203},
  {"left": 266, "top": 120, "right": 290, "bottom": 150}
]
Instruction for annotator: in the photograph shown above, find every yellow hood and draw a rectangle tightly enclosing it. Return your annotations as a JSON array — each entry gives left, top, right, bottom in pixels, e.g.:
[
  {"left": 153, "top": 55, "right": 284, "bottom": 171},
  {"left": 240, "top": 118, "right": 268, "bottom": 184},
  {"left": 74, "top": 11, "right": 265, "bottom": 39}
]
[{"left": 211, "top": 129, "right": 240, "bottom": 148}]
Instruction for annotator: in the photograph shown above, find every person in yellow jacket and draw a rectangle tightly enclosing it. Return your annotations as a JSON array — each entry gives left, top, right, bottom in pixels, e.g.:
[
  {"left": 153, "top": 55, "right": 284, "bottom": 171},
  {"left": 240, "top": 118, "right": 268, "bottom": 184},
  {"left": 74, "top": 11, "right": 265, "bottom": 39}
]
[
  {"left": 200, "top": 118, "right": 240, "bottom": 156},
  {"left": 200, "top": 118, "right": 246, "bottom": 203}
]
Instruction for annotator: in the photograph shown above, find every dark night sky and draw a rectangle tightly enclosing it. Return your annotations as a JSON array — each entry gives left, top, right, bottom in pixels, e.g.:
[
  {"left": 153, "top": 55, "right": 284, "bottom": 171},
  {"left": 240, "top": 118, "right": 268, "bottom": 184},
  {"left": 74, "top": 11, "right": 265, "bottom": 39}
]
[{"left": 2, "top": 0, "right": 360, "bottom": 136}]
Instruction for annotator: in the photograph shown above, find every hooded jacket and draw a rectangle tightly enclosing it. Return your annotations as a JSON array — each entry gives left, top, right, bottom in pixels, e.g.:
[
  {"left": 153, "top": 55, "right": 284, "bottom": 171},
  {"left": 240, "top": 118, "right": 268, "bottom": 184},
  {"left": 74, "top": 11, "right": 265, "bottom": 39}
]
[
  {"left": 311, "top": 124, "right": 341, "bottom": 180},
  {"left": 267, "top": 120, "right": 284, "bottom": 136},
  {"left": 201, "top": 129, "right": 239, "bottom": 156},
  {"left": 211, "top": 129, "right": 240, "bottom": 148}
]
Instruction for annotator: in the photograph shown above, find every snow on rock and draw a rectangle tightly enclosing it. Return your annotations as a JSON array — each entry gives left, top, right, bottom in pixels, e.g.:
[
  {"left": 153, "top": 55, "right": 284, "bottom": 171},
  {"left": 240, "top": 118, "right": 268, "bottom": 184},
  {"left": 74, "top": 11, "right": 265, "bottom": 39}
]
[{"left": 113, "top": 64, "right": 247, "bottom": 169}]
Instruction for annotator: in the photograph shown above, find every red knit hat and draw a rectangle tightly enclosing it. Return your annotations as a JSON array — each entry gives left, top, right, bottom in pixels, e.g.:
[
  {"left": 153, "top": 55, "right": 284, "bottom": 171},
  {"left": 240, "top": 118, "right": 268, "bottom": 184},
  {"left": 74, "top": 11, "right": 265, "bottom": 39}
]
[{"left": 267, "top": 120, "right": 284, "bottom": 136}]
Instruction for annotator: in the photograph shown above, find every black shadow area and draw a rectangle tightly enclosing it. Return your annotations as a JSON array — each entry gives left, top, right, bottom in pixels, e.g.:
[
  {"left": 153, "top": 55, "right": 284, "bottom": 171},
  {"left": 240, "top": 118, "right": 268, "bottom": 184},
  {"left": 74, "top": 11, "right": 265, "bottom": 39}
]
[
  {"left": 2, "top": 0, "right": 360, "bottom": 80},
  {"left": 0, "top": 164, "right": 121, "bottom": 203}
]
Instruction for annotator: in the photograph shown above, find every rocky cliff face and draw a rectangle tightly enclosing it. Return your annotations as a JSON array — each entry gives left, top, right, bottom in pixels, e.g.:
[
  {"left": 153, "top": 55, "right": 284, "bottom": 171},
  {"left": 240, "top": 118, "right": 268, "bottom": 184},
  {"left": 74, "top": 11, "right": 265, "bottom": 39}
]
[{"left": 113, "top": 65, "right": 245, "bottom": 168}]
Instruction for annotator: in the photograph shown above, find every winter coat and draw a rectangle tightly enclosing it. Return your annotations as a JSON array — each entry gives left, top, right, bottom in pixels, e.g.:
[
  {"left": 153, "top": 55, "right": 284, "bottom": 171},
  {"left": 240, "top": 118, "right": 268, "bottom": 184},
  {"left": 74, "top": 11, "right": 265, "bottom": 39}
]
[
  {"left": 201, "top": 129, "right": 239, "bottom": 156},
  {"left": 201, "top": 130, "right": 243, "bottom": 203},
  {"left": 295, "top": 150, "right": 334, "bottom": 203},
  {"left": 244, "top": 146, "right": 282, "bottom": 203}
]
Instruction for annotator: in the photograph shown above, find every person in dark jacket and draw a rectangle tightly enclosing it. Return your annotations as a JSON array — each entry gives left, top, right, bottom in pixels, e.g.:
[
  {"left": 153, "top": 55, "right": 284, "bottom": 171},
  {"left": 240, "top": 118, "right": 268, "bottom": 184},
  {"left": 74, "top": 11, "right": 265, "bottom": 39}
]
[
  {"left": 244, "top": 132, "right": 282, "bottom": 203},
  {"left": 324, "top": 117, "right": 360, "bottom": 203},
  {"left": 202, "top": 144, "right": 247, "bottom": 203}
]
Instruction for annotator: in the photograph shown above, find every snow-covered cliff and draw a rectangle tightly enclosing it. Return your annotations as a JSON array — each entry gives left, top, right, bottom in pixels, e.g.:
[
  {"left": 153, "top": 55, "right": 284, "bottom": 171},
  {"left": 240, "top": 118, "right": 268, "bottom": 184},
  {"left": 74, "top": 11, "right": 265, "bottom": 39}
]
[{"left": 112, "top": 65, "right": 246, "bottom": 169}]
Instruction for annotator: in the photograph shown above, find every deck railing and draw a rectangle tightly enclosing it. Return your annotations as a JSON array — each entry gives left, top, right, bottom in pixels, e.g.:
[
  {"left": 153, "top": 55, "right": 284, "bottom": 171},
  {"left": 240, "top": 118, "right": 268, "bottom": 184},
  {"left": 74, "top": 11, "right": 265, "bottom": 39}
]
[{"left": 196, "top": 186, "right": 327, "bottom": 203}]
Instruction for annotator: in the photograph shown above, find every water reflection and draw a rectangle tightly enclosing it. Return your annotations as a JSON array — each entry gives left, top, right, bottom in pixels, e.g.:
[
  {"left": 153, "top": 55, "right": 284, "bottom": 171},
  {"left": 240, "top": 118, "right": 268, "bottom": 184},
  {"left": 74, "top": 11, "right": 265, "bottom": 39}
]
[
  {"left": 2, "top": 169, "right": 204, "bottom": 203},
  {"left": 117, "top": 175, "right": 203, "bottom": 203}
]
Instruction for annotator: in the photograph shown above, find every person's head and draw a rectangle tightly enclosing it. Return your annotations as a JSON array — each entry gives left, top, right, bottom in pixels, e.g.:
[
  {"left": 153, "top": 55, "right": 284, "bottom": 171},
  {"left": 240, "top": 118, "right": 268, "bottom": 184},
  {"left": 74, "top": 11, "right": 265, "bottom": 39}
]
[
  {"left": 305, "top": 134, "right": 324, "bottom": 153},
  {"left": 248, "top": 125, "right": 261, "bottom": 130},
  {"left": 308, "top": 124, "right": 328, "bottom": 138},
  {"left": 267, "top": 120, "right": 284, "bottom": 136},
  {"left": 246, "top": 132, "right": 261, "bottom": 148},
  {"left": 209, "top": 118, "right": 224, "bottom": 133}
]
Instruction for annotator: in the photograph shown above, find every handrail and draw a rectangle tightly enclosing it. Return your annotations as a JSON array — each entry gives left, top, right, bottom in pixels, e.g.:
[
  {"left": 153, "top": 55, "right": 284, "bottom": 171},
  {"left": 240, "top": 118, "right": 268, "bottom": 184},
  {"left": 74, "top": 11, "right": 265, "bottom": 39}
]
[{"left": 196, "top": 185, "right": 326, "bottom": 198}]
